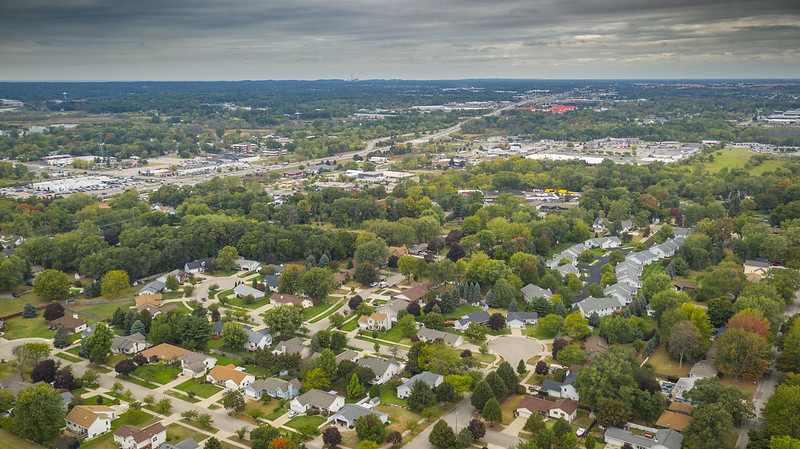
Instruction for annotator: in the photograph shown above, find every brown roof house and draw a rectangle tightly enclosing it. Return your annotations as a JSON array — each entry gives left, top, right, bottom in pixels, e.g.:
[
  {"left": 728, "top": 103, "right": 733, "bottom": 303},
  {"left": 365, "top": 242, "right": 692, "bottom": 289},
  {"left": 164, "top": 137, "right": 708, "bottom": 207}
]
[
  {"left": 65, "top": 405, "right": 116, "bottom": 440},
  {"left": 49, "top": 315, "right": 87, "bottom": 334},
  {"left": 206, "top": 364, "right": 255, "bottom": 390},
  {"left": 516, "top": 396, "right": 579, "bottom": 422},
  {"left": 673, "top": 280, "right": 698, "bottom": 292},
  {"left": 584, "top": 335, "right": 609, "bottom": 359},
  {"left": 390, "top": 281, "right": 435, "bottom": 302},
  {"left": 140, "top": 343, "right": 189, "bottom": 363},
  {"left": 655, "top": 402, "right": 694, "bottom": 432},
  {"left": 114, "top": 423, "right": 167, "bottom": 449},
  {"left": 270, "top": 294, "right": 315, "bottom": 309},
  {"left": 389, "top": 246, "right": 409, "bottom": 258},
  {"left": 135, "top": 293, "right": 162, "bottom": 310},
  {"left": 358, "top": 312, "right": 391, "bottom": 331}
]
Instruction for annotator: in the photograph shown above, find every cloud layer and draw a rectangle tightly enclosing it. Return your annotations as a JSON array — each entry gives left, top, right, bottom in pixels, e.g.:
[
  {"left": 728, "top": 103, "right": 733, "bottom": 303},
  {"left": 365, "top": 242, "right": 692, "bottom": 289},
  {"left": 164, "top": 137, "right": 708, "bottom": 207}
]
[{"left": 1, "top": 0, "right": 798, "bottom": 80}]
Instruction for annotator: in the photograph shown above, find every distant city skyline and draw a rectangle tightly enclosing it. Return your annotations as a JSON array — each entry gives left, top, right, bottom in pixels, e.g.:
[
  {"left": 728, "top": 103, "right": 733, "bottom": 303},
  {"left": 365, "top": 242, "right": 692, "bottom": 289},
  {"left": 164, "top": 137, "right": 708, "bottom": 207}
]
[{"left": 1, "top": 0, "right": 798, "bottom": 81}]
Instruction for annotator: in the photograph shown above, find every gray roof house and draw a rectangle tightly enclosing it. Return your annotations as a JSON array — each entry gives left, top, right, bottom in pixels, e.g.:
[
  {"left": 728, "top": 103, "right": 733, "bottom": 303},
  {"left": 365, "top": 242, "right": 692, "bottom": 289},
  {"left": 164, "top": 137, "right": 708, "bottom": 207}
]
[
  {"left": 110, "top": 333, "right": 149, "bottom": 355},
  {"left": 184, "top": 257, "right": 216, "bottom": 273},
  {"left": 416, "top": 327, "right": 464, "bottom": 347},
  {"left": 290, "top": 389, "right": 345, "bottom": 414},
  {"left": 540, "top": 372, "right": 579, "bottom": 401},
  {"left": 244, "top": 377, "right": 301, "bottom": 400},
  {"left": 233, "top": 283, "right": 266, "bottom": 300},
  {"left": 396, "top": 371, "right": 444, "bottom": 399},
  {"left": 272, "top": 337, "right": 309, "bottom": 357},
  {"left": 137, "top": 279, "right": 165, "bottom": 296},
  {"left": 575, "top": 296, "right": 624, "bottom": 317},
  {"left": 556, "top": 264, "right": 580, "bottom": 277},
  {"left": 235, "top": 257, "right": 262, "bottom": 272},
  {"left": 335, "top": 350, "right": 360, "bottom": 363},
  {"left": 521, "top": 284, "right": 552, "bottom": 301},
  {"left": 0, "top": 374, "right": 33, "bottom": 396},
  {"left": 356, "top": 358, "right": 402, "bottom": 385},
  {"left": 506, "top": 312, "right": 538, "bottom": 328},
  {"left": 245, "top": 327, "right": 272, "bottom": 351},
  {"left": 321, "top": 404, "right": 389, "bottom": 428},
  {"left": 376, "top": 299, "right": 410, "bottom": 322},
  {"left": 454, "top": 311, "right": 491, "bottom": 331},
  {"left": 179, "top": 351, "right": 217, "bottom": 378},
  {"left": 604, "top": 427, "right": 683, "bottom": 449},
  {"left": 604, "top": 283, "right": 635, "bottom": 305},
  {"left": 262, "top": 275, "right": 280, "bottom": 292}
]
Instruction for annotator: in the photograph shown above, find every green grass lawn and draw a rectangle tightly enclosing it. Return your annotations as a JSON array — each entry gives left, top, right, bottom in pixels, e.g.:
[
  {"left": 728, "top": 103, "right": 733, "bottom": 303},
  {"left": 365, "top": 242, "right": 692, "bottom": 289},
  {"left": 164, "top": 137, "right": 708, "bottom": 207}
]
[
  {"left": 208, "top": 269, "right": 239, "bottom": 277},
  {"left": 105, "top": 353, "right": 128, "bottom": 368},
  {"left": 285, "top": 415, "right": 326, "bottom": 431},
  {"left": 0, "top": 362, "right": 18, "bottom": 379},
  {"left": 641, "top": 262, "right": 666, "bottom": 283},
  {"left": 70, "top": 301, "right": 134, "bottom": 320},
  {"left": 166, "top": 390, "right": 201, "bottom": 403},
  {"left": 0, "top": 291, "right": 50, "bottom": 316},
  {"left": 84, "top": 395, "right": 118, "bottom": 406},
  {"left": 309, "top": 303, "right": 344, "bottom": 324},
  {"left": 302, "top": 301, "right": 332, "bottom": 320},
  {"left": 162, "top": 291, "right": 184, "bottom": 300},
  {"left": 378, "top": 385, "right": 408, "bottom": 407},
  {"left": 264, "top": 406, "right": 288, "bottom": 421},
  {"left": 133, "top": 363, "right": 182, "bottom": 384},
  {"left": 2, "top": 315, "right": 53, "bottom": 340},
  {"left": 701, "top": 147, "right": 785, "bottom": 174},
  {"left": 444, "top": 305, "right": 483, "bottom": 319},
  {"left": 55, "top": 352, "right": 83, "bottom": 363},
  {"left": 523, "top": 325, "right": 557, "bottom": 340},
  {"left": 217, "top": 289, "right": 235, "bottom": 301},
  {"left": 226, "top": 295, "right": 271, "bottom": 309},
  {"left": 379, "top": 325, "right": 410, "bottom": 343},
  {"left": 339, "top": 314, "right": 359, "bottom": 331},
  {"left": 165, "top": 423, "right": 209, "bottom": 444},
  {"left": 0, "top": 427, "right": 46, "bottom": 449},
  {"left": 175, "top": 379, "right": 223, "bottom": 398}
]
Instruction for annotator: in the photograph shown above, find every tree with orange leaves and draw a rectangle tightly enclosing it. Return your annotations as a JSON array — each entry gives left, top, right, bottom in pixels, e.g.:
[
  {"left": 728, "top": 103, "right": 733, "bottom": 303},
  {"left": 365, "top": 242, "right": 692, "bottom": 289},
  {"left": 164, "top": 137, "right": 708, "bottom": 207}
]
[
  {"left": 268, "top": 437, "right": 297, "bottom": 449},
  {"left": 727, "top": 309, "right": 771, "bottom": 339}
]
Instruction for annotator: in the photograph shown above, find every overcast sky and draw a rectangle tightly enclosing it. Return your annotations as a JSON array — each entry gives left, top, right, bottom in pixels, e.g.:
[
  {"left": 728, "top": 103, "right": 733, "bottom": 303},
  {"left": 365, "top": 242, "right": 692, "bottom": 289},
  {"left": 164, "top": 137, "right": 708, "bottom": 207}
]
[{"left": 1, "top": 0, "right": 798, "bottom": 81}]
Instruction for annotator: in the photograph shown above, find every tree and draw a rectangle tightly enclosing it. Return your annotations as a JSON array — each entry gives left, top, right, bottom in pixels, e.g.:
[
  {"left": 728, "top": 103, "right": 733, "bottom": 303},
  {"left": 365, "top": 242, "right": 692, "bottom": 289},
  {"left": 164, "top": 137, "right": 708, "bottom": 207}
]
[
  {"left": 465, "top": 418, "right": 485, "bottom": 440},
  {"left": 355, "top": 414, "right": 386, "bottom": 443},
  {"left": 396, "top": 314, "right": 418, "bottom": 338},
  {"left": 585, "top": 435, "right": 596, "bottom": 449},
  {"left": 497, "top": 361, "right": 518, "bottom": 393},
  {"left": 667, "top": 321, "right": 702, "bottom": 368},
  {"left": 0, "top": 389, "right": 14, "bottom": 413},
  {"left": 165, "top": 274, "right": 180, "bottom": 292},
  {"left": 763, "top": 381, "right": 800, "bottom": 440},
  {"left": 684, "top": 377, "right": 753, "bottom": 424},
  {"left": 21, "top": 301, "right": 37, "bottom": 318},
  {"left": 354, "top": 263, "right": 377, "bottom": 286},
  {"left": 53, "top": 369, "right": 74, "bottom": 390},
  {"left": 485, "top": 371, "right": 506, "bottom": 399},
  {"left": 429, "top": 420, "right": 456, "bottom": 448},
  {"left": 714, "top": 328, "right": 771, "bottom": 381},
  {"left": 215, "top": 246, "right": 239, "bottom": 271},
  {"left": 357, "top": 442, "right": 378, "bottom": 449},
  {"left": 407, "top": 379, "right": 436, "bottom": 412},
  {"left": 708, "top": 297, "right": 736, "bottom": 328},
  {"left": 436, "top": 381, "right": 457, "bottom": 403},
  {"left": 250, "top": 424, "right": 281, "bottom": 449},
  {"left": 31, "top": 359, "right": 56, "bottom": 383},
  {"left": 728, "top": 309, "right": 771, "bottom": 339},
  {"left": 517, "top": 359, "right": 527, "bottom": 375},
  {"left": 115, "top": 358, "right": 138, "bottom": 377},
  {"left": 482, "top": 397, "right": 502, "bottom": 426},
  {"left": 386, "top": 431, "right": 402, "bottom": 446},
  {"left": 84, "top": 323, "right": 114, "bottom": 365},
  {"left": 456, "top": 427, "right": 473, "bottom": 449},
  {"left": 471, "top": 380, "right": 493, "bottom": 411},
  {"left": 16, "top": 342, "right": 50, "bottom": 370},
  {"left": 641, "top": 273, "right": 673, "bottom": 300},
  {"left": 130, "top": 320, "right": 146, "bottom": 336},
  {"left": 424, "top": 312, "right": 445, "bottom": 331},
  {"left": 263, "top": 306, "right": 303, "bottom": 337},
  {"left": 268, "top": 437, "right": 297, "bottom": 449},
  {"left": 323, "top": 426, "right": 342, "bottom": 448},
  {"left": 301, "top": 267, "right": 334, "bottom": 300},
  {"left": 205, "top": 437, "right": 223, "bottom": 449},
  {"left": 33, "top": 269, "right": 71, "bottom": 300},
  {"left": 575, "top": 346, "right": 638, "bottom": 408},
  {"left": 596, "top": 397, "right": 631, "bottom": 428},
  {"left": 347, "top": 373, "right": 365, "bottom": 399},
  {"left": 155, "top": 397, "right": 173, "bottom": 414},
  {"left": 43, "top": 302, "right": 64, "bottom": 321},
  {"left": 539, "top": 314, "right": 564, "bottom": 335},
  {"left": 487, "top": 313, "right": 505, "bottom": 331},
  {"left": 535, "top": 360, "right": 549, "bottom": 375},
  {"left": 278, "top": 264, "right": 303, "bottom": 294},
  {"left": 223, "top": 321, "right": 248, "bottom": 349},
  {"left": 524, "top": 413, "right": 545, "bottom": 433},
  {"left": 684, "top": 403, "right": 733, "bottom": 449},
  {"left": 12, "top": 383, "right": 65, "bottom": 443},
  {"left": 222, "top": 390, "right": 246, "bottom": 414},
  {"left": 556, "top": 345, "right": 587, "bottom": 366},
  {"left": 563, "top": 311, "right": 591, "bottom": 338},
  {"left": 101, "top": 270, "right": 130, "bottom": 297},
  {"left": 305, "top": 368, "right": 330, "bottom": 391},
  {"left": 354, "top": 238, "right": 391, "bottom": 267}
]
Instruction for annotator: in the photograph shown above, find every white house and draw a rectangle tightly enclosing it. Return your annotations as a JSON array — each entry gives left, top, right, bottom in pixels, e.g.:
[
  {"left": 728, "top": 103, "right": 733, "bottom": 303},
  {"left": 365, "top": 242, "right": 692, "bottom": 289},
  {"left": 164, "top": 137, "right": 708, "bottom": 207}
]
[
  {"left": 416, "top": 327, "right": 464, "bottom": 347},
  {"left": 356, "top": 358, "right": 402, "bottom": 385},
  {"left": 454, "top": 311, "right": 490, "bottom": 331},
  {"left": 236, "top": 257, "right": 262, "bottom": 272},
  {"left": 396, "top": 371, "right": 443, "bottom": 399},
  {"left": 179, "top": 352, "right": 217, "bottom": 378},
  {"left": 113, "top": 423, "right": 167, "bottom": 449},
  {"left": 521, "top": 284, "right": 552, "bottom": 301},
  {"left": 516, "top": 396, "right": 579, "bottom": 423},
  {"left": 358, "top": 312, "right": 391, "bottom": 331},
  {"left": 245, "top": 327, "right": 273, "bottom": 351},
  {"left": 206, "top": 364, "right": 255, "bottom": 390},
  {"left": 604, "top": 428, "right": 683, "bottom": 449},
  {"left": 506, "top": 312, "right": 538, "bottom": 328},
  {"left": 233, "top": 283, "right": 266, "bottom": 300},
  {"left": 540, "top": 373, "right": 579, "bottom": 401},
  {"left": 184, "top": 257, "right": 216, "bottom": 274},
  {"left": 244, "top": 377, "right": 301, "bottom": 400},
  {"left": 110, "top": 333, "right": 149, "bottom": 355},
  {"left": 321, "top": 404, "right": 388, "bottom": 429},
  {"left": 604, "top": 283, "right": 635, "bottom": 305},
  {"left": 290, "top": 389, "right": 345, "bottom": 414},
  {"left": 575, "top": 296, "right": 624, "bottom": 317},
  {"left": 65, "top": 405, "right": 116, "bottom": 440},
  {"left": 376, "top": 299, "right": 408, "bottom": 322}
]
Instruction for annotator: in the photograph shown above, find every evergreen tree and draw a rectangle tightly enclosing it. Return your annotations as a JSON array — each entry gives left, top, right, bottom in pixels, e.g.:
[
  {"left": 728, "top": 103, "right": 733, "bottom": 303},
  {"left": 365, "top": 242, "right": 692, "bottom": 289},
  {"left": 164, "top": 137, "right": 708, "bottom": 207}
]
[
  {"left": 22, "top": 302, "right": 37, "bottom": 318},
  {"left": 347, "top": 373, "right": 365, "bottom": 399},
  {"left": 407, "top": 380, "right": 436, "bottom": 412},
  {"left": 429, "top": 420, "right": 456, "bottom": 448},
  {"left": 508, "top": 297, "right": 519, "bottom": 312},
  {"left": 588, "top": 312, "right": 601, "bottom": 327},
  {"left": 554, "top": 301, "right": 567, "bottom": 317},
  {"left": 319, "top": 254, "right": 330, "bottom": 268},
  {"left": 470, "top": 380, "right": 493, "bottom": 411},
  {"left": 485, "top": 290, "right": 496, "bottom": 307},
  {"left": 517, "top": 359, "right": 527, "bottom": 375},
  {"left": 130, "top": 320, "right": 146, "bottom": 336},
  {"left": 482, "top": 398, "right": 502, "bottom": 426},
  {"left": 471, "top": 283, "right": 482, "bottom": 304},
  {"left": 497, "top": 361, "right": 518, "bottom": 393},
  {"left": 485, "top": 371, "right": 507, "bottom": 399}
]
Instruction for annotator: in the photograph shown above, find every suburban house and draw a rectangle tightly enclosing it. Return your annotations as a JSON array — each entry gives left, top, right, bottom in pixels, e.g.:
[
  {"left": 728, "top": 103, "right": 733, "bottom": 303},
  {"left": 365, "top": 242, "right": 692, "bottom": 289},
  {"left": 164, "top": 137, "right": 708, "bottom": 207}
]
[
  {"left": 356, "top": 358, "right": 402, "bottom": 385},
  {"left": 206, "top": 364, "right": 255, "bottom": 390},
  {"left": 604, "top": 427, "right": 683, "bottom": 449},
  {"left": 584, "top": 236, "right": 621, "bottom": 249},
  {"left": 235, "top": 257, "right": 262, "bottom": 272},
  {"left": 0, "top": 374, "right": 32, "bottom": 397},
  {"left": 244, "top": 377, "right": 302, "bottom": 400},
  {"left": 575, "top": 296, "right": 624, "bottom": 317},
  {"left": 49, "top": 315, "right": 87, "bottom": 334},
  {"left": 515, "top": 396, "right": 579, "bottom": 422},
  {"left": 376, "top": 299, "right": 408, "bottom": 322},
  {"left": 270, "top": 294, "right": 315, "bottom": 309},
  {"left": 137, "top": 303, "right": 178, "bottom": 317},
  {"left": 135, "top": 293, "right": 162, "bottom": 310},
  {"left": 335, "top": 350, "right": 360, "bottom": 363},
  {"left": 179, "top": 351, "right": 217, "bottom": 378},
  {"left": 233, "top": 283, "right": 266, "bottom": 300},
  {"left": 743, "top": 258, "right": 771, "bottom": 281},
  {"left": 592, "top": 217, "right": 608, "bottom": 233},
  {"left": 673, "top": 279, "right": 698, "bottom": 292},
  {"left": 245, "top": 327, "right": 273, "bottom": 351},
  {"left": 454, "top": 311, "right": 491, "bottom": 331},
  {"left": 670, "top": 377, "right": 700, "bottom": 404},
  {"left": 141, "top": 343, "right": 189, "bottom": 363},
  {"left": 272, "top": 337, "right": 309, "bottom": 357},
  {"left": 211, "top": 321, "right": 227, "bottom": 336},
  {"left": 262, "top": 275, "right": 280, "bottom": 292},
  {"left": 506, "top": 312, "right": 538, "bottom": 328},
  {"left": 556, "top": 264, "right": 580, "bottom": 277},
  {"left": 521, "top": 284, "right": 552, "bottom": 301},
  {"left": 416, "top": 327, "right": 464, "bottom": 347},
  {"left": 321, "top": 404, "right": 389, "bottom": 428},
  {"left": 604, "top": 283, "right": 636, "bottom": 304},
  {"left": 137, "top": 279, "right": 165, "bottom": 296},
  {"left": 161, "top": 439, "right": 199, "bottom": 449},
  {"left": 65, "top": 405, "right": 116, "bottom": 439},
  {"left": 389, "top": 246, "right": 409, "bottom": 258},
  {"left": 688, "top": 360, "right": 718, "bottom": 379},
  {"left": 396, "top": 371, "right": 443, "bottom": 399},
  {"left": 110, "top": 333, "right": 149, "bottom": 355},
  {"left": 584, "top": 336, "right": 610, "bottom": 359},
  {"left": 290, "top": 389, "right": 345, "bottom": 414},
  {"left": 655, "top": 402, "right": 694, "bottom": 432},
  {"left": 184, "top": 257, "right": 216, "bottom": 274},
  {"left": 358, "top": 312, "right": 391, "bottom": 331},
  {"left": 113, "top": 423, "right": 167, "bottom": 449},
  {"left": 390, "top": 281, "right": 435, "bottom": 302},
  {"left": 333, "top": 268, "right": 356, "bottom": 285},
  {"left": 540, "top": 373, "right": 579, "bottom": 401}
]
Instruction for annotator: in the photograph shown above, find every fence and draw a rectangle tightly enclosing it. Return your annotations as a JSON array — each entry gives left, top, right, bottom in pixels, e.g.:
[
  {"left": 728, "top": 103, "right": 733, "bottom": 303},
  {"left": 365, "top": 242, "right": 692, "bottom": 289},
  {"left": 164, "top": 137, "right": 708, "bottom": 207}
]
[{"left": 0, "top": 304, "right": 50, "bottom": 321}]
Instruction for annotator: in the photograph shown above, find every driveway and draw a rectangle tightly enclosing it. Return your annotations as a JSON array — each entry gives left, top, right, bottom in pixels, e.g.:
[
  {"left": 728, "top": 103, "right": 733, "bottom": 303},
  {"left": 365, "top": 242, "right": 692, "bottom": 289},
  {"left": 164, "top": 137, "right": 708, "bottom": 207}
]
[{"left": 487, "top": 336, "right": 546, "bottom": 367}]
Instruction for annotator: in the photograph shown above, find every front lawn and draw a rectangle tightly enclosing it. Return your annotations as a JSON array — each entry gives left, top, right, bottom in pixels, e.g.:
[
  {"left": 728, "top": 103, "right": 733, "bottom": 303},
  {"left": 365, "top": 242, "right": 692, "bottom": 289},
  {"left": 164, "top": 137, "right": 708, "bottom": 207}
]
[
  {"left": 84, "top": 395, "right": 118, "bottom": 406},
  {"left": 378, "top": 385, "right": 408, "bottom": 407},
  {"left": 166, "top": 390, "right": 200, "bottom": 403},
  {"left": 499, "top": 394, "right": 525, "bottom": 425},
  {"left": 302, "top": 301, "right": 332, "bottom": 320},
  {"left": 285, "top": 415, "right": 326, "bottom": 432},
  {"left": 0, "top": 427, "right": 46, "bottom": 449},
  {"left": 133, "top": 363, "right": 182, "bottom": 384},
  {"left": 264, "top": 406, "right": 289, "bottom": 421},
  {"left": 375, "top": 404, "right": 421, "bottom": 432},
  {"left": 445, "top": 305, "right": 483, "bottom": 319},
  {"left": 56, "top": 352, "right": 83, "bottom": 363},
  {"left": 70, "top": 301, "right": 135, "bottom": 320},
  {"left": 165, "top": 423, "right": 209, "bottom": 444},
  {"left": 309, "top": 303, "right": 344, "bottom": 324},
  {"left": 523, "top": 325, "right": 557, "bottom": 340},
  {"left": 379, "top": 325, "right": 412, "bottom": 343},
  {"left": 175, "top": 379, "right": 223, "bottom": 398},
  {"left": 226, "top": 295, "right": 271, "bottom": 309},
  {"left": 2, "top": 315, "right": 53, "bottom": 339},
  {"left": 0, "top": 291, "right": 50, "bottom": 316}
]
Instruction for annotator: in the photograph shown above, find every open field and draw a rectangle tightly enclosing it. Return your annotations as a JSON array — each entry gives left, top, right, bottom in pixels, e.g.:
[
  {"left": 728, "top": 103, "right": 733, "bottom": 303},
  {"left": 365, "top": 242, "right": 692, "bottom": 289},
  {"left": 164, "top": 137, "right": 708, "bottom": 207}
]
[
  {"left": 2, "top": 315, "right": 52, "bottom": 339},
  {"left": 70, "top": 301, "right": 135, "bottom": 320},
  {"left": 702, "top": 147, "right": 784, "bottom": 174}
]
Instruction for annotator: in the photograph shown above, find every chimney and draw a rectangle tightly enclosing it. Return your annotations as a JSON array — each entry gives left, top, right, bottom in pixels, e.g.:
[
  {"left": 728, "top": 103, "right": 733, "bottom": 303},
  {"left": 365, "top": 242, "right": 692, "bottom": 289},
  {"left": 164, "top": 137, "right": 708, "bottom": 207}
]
[{"left": 73, "top": 314, "right": 79, "bottom": 319}]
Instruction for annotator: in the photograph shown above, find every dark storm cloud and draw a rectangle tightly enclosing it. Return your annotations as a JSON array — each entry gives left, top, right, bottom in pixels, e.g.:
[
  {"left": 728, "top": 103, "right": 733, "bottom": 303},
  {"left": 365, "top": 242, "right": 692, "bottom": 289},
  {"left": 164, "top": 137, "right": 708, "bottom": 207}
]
[{"left": 0, "top": 0, "right": 798, "bottom": 80}]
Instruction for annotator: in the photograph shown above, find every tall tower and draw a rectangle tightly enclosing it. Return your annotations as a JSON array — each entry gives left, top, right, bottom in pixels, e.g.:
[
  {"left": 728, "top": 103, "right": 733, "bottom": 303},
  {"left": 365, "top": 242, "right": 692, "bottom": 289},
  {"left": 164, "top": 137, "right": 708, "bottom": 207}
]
[{"left": 63, "top": 92, "right": 67, "bottom": 101}]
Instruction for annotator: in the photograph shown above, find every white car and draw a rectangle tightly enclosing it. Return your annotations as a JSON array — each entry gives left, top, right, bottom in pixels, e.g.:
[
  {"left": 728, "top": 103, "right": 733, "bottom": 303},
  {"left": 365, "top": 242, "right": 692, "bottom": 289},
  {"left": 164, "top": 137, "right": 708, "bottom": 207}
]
[
  {"left": 288, "top": 411, "right": 298, "bottom": 418},
  {"left": 576, "top": 428, "right": 586, "bottom": 437}
]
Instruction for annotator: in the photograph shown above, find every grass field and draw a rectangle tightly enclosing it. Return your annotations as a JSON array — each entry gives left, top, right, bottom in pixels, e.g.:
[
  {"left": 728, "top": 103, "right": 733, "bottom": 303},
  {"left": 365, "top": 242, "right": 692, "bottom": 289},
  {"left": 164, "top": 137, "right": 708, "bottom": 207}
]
[
  {"left": 165, "top": 423, "right": 209, "bottom": 444},
  {"left": 285, "top": 415, "right": 326, "bottom": 432},
  {"left": 523, "top": 325, "right": 557, "bottom": 340},
  {"left": 375, "top": 404, "right": 421, "bottom": 433},
  {"left": 0, "top": 291, "right": 51, "bottom": 316},
  {"left": 55, "top": 352, "right": 83, "bottom": 363},
  {"left": 309, "top": 302, "right": 344, "bottom": 324},
  {"left": 264, "top": 406, "right": 288, "bottom": 421},
  {"left": 445, "top": 305, "right": 483, "bottom": 319},
  {"left": 644, "top": 345, "right": 691, "bottom": 378},
  {"left": 641, "top": 262, "right": 666, "bottom": 283},
  {"left": 0, "top": 427, "right": 48, "bottom": 449},
  {"left": 70, "top": 301, "right": 135, "bottom": 320},
  {"left": 175, "top": 379, "right": 223, "bottom": 398},
  {"left": 701, "top": 147, "right": 784, "bottom": 174},
  {"left": 225, "top": 295, "right": 271, "bottom": 309},
  {"left": 133, "top": 363, "right": 182, "bottom": 384},
  {"left": 499, "top": 394, "right": 525, "bottom": 425},
  {"left": 302, "top": 301, "right": 332, "bottom": 320},
  {"left": 2, "top": 315, "right": 52, "bottom": 339}
]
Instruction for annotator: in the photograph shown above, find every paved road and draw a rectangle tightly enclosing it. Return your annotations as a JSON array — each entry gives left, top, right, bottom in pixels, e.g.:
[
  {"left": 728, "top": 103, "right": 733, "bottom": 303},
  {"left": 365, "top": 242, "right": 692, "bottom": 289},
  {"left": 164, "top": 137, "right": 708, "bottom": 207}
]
[
  {"left": 487, "top": 335, "right": 546, "bottom": 367},
  {"left": 0, "top": 337, "right": 52, "bottom": 359}
]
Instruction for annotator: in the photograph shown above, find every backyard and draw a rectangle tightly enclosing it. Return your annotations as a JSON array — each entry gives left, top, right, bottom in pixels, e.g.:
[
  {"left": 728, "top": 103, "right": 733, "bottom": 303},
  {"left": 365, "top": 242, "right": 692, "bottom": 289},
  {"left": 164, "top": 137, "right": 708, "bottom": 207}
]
[
  {"left": 174, "top": 378, "right": 223, "bottom": 398},
  {"left": 70, "top": 300, "right": 135, "bottom": 320},
  {"left": 285, "top": 415, "right": 327, "bottom": 432},
  {"left": 0, "top": 291, "right": 50, "bottom": 316},
  {"left": 2, "top": 315, "right": 52, "bottom": 340},
  {"left": 133, "top": 363, "right": 182, "bottom": 384}
]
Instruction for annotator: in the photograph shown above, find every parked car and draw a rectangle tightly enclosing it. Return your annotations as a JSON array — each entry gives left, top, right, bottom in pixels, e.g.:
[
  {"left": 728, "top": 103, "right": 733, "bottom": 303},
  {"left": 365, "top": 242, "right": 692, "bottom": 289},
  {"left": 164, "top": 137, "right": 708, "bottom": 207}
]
[
  {"left": 370, "top": 282, "right": 378, "bottom": 287},
  {"left": 576, "top": 428, "right": 586, "bottom": 437},
  {"left": 288, "top": 410, "right": 298, "bottom": 418},
  {"left": 11, "top": 292, "right": 19, "bottom": 298},
  {"left": 528, "top": 385, "right": 538, "bottom": 392}
]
